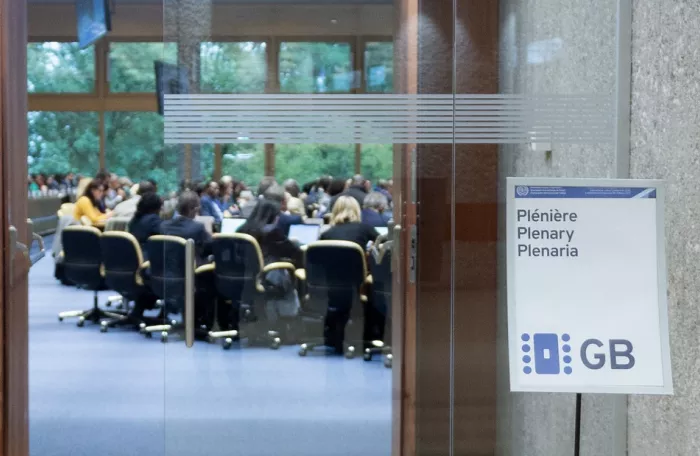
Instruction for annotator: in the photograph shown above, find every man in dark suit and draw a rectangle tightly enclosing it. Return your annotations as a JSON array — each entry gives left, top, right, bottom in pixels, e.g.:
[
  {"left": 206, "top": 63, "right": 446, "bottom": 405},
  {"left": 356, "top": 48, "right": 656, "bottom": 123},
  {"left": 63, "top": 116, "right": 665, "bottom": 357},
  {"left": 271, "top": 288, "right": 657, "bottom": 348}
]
[
  {"left": 329, "top": 174, "right": 369, "bottom": 210},
  {"left": 159, "top": 191, "right": 217, "bottom": 331},
  {"left": 263, "top": 184, "right": 303, "bottom": 236},
  {"left": 160, "top": 191, "right": 212, "bottom": 265}
]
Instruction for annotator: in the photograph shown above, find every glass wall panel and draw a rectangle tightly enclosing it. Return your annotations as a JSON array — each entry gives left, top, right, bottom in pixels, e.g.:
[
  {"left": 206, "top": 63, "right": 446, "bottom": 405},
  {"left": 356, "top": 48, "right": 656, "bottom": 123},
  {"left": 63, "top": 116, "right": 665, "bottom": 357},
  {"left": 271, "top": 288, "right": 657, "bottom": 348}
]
[
  {"left": 364, "top": 42, "right": 394, "bottom": 93},
  {"left": 27, "top": 42, "right": 95, "bottom": 93},
  {"left": 200, "top": 42, "right": 267, "bottom": 93},
  {"left": 279, "top": 42, "right": 352, "bottom": 93},
  {"left": 109, "top": 42, "right": 178, "bottom": 92},
  {"left": 275, "top": 143, "right": 355, "bottom": 186},
  {"left": 221, "top": 144, "right": 265, "bottom": 187},
  {"left": 105, "top": 112, "right": 180, "bottom": 193},
  {"left": 27, "top": 111, "right": 99, "bottom": 176}
]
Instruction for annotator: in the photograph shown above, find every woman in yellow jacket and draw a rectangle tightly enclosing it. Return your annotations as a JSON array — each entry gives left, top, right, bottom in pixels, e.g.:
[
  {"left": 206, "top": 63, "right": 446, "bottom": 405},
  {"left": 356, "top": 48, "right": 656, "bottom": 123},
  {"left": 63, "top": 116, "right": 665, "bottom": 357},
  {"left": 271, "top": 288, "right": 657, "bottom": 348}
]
[{"left": 74, "top": 180, "right": 112, "bottom": 228}]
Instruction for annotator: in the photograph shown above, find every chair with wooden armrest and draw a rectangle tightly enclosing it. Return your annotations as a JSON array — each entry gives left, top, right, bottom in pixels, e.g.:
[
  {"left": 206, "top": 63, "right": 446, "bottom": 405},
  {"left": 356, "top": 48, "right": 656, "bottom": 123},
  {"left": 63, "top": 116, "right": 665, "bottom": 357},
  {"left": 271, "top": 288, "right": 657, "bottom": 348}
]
[
  {"left": 142, "top": 235, "right": 208, "bottom": 343},
  {"left": 57, "top": 226, "right": 126, "bottom": 327},
  {"left": 295, "top": 240, "right": 371, "bottom": 358},
  {"left": 99, "top": 232, "right": 163, "bottom": 332},
  {"left": 210, "top": 233, "right": 298, "bottom": 349}
]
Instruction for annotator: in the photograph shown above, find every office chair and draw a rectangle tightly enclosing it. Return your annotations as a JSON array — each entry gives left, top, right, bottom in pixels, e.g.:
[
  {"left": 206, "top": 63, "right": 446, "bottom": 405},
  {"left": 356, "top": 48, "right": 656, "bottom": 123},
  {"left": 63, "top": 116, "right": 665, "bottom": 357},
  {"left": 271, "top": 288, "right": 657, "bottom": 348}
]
[
  {"left": 295, "top": 241, "right": 371, "bottom": 358},
  {"left": 141, "top": 235, "right": 208, "bottom": 343},
  {"left": 99, "top": 232, "right": 163, "bottom": 333},
  {"left": 365, "top": 239, "right": 393, "bottom": 368},
  {"left": 210, "top": 233, "right": 297, "bottom": 349},
  {"left": 57, "top": 226, "right": 126, "bottom": 326}
]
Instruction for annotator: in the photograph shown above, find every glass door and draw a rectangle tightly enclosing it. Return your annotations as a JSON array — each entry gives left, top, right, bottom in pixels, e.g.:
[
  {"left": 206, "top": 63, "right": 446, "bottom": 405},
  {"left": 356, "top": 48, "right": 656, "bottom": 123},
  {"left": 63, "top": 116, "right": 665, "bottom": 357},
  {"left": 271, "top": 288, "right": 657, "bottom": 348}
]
[{"left": 161, "top": 2, "right": 395, "bottom": 456}]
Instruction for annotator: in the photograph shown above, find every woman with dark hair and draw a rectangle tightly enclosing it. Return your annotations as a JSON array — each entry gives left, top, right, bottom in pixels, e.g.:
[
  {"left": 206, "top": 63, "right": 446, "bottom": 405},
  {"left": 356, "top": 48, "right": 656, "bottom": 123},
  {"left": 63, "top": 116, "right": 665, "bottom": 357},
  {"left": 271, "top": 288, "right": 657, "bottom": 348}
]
[
  {"left": 128, "top": 192, "right": 163, "bottom": 252},
  {"left": 238, "top": 199, "right": 303, "bottom": 267},
  {"left": 73, "top": 180, "right": 112, "bottom": 227}
]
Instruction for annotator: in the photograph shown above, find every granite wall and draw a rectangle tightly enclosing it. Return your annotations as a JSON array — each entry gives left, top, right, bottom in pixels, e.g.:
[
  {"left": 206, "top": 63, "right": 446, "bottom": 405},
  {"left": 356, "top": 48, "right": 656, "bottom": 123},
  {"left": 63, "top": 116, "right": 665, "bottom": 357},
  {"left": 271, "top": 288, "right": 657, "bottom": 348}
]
[
  {"left": 496, "top": 0, "right": 619, "bottom": 455},
  {"left": 627, "top": 1, "right": 700, "bottom": 454}
]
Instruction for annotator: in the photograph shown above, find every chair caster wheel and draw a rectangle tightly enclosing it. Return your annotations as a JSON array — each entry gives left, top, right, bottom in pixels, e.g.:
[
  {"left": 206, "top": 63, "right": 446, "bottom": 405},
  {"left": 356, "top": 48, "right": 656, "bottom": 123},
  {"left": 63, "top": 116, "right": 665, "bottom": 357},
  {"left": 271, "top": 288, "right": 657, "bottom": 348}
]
[
  {"left": 363, "top": 350, "right": 372, "bottom": 362},
  {"left": 76, "top": 317, "right": 85, "bottom": 328},
  {"left": 58, "top": 316, "right": 63, "bottom": 322},
  {"left": 298, "top": 344, "right": 308, "bottom": 357},
  {"left": 160, "top": 331, "right": 168, "bottom": 343},
  {"left": 223, "top": 338, "right": 233, "bottom": 350},
  {"left": 100, "top": 325, "right": 108, "bottom": 333},
  {"left": 345, "top": 346, "right": 356, "bottom": 359},
  {"left": 139, "top": 323, "right": 147, "bottom": 334},
  {"left": 384, "top": 354, "right": 393, "bottom": 368},
  {"left": 145, "top": 332, "right": 153, "bottom": 339},
  {"left": 270, "top": 337, "right": 281, "bottom": 350}
]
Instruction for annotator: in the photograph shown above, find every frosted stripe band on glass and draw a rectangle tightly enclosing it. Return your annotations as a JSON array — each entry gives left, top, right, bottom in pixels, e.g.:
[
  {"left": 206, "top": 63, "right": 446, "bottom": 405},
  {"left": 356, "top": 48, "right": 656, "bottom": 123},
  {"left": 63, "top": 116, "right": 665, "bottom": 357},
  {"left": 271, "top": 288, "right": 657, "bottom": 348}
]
[{"left": 163, "top": 94, "right": 614, "bottom": 144}]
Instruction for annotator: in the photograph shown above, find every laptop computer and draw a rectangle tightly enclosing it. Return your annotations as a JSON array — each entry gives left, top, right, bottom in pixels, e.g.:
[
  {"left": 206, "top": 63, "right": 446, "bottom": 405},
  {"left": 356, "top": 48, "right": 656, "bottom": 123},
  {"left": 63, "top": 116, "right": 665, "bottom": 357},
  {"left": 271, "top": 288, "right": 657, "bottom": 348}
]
[
  {"left": 375, "top": 226, "right": 389, "bottom": 237},
  {"left": 220, "top": 218, "right": 246, "bottom": 234},
  {"left": 288, "top": 224, "right": 321, "bottom": 245}
]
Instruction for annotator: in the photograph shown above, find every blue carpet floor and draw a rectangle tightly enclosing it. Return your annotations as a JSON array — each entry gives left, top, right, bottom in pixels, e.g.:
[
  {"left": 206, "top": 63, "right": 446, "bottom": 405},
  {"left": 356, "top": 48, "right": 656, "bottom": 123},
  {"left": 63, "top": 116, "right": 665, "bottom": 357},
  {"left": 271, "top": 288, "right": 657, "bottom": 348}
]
[{"left": 29, "top": 237, "right": 392, "bottom": 456}]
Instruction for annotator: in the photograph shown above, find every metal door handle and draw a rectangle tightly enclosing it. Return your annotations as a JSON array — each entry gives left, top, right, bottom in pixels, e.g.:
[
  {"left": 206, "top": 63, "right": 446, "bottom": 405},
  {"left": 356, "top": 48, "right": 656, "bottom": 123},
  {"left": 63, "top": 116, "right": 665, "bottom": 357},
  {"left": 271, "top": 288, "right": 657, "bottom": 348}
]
[{"left": 9, "top": 225, "right": 29, "bottom": 287}]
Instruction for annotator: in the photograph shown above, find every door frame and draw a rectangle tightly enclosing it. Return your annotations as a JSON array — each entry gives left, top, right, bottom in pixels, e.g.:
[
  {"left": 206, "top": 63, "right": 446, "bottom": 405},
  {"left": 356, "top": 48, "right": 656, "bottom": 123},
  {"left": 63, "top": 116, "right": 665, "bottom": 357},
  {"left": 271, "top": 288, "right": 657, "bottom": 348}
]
[{"left": 1, "top": 0, "right": 30, "bottom": 454}]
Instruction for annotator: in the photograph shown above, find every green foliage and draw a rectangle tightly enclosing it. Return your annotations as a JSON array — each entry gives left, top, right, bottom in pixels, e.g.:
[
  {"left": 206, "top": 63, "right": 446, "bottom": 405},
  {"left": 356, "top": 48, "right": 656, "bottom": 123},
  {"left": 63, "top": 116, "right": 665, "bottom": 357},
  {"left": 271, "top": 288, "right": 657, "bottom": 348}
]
[
  {"left": 201, "top": 42, "right": 266, "bottom": 93},
  {"left": 27, "top": 42, "right": 95, "bottom": 93},
  {"left": 279, "top": 42, "right": 352, "bottom": 93},
  {"left": 109, "top": 42, "right": 177, "bottom": 93},
  {"left": 28, "top": 111, "right": 99, "bottom": 175},
  {"left": 27, "top": 40, "right": 394, "bottom": 189},
  {"left": 275, "top": 144, "right": 355, "bottom": 186}
]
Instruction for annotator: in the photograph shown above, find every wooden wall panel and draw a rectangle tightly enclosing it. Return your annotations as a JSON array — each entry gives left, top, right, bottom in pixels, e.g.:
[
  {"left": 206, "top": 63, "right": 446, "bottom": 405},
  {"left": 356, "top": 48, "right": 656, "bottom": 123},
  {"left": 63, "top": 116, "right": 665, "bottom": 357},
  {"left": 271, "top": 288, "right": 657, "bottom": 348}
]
[{"left": 2, "top": 0, "right": 30, "bottom": 455}]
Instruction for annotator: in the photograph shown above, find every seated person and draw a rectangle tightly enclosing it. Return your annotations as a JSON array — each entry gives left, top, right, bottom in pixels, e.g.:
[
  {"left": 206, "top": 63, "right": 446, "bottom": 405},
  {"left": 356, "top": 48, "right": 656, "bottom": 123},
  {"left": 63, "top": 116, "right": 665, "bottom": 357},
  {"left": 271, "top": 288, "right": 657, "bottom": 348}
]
[
  {"left": 321, "top": 195, "right": 379, "bottom": 248},
  {"left": 329, "top": 174, "right": 369, "bottom": 211},
  {"left": 238, "top": 199, "right": 303, "bottom": 267},
  {"left": 283, "top": 179, "right": 306, "bottom": 217},
  {"left": 160, "top": 191, "right": 212, "bottom": 265},
  {"left": 112, "top": 180, "right": 157, "bottom": 219},
  {"left": 74, "top": 180, "right": 112, "bottom": 228},
  {"left": 361, "top": 191, "right": 390, "bottom": 228},
  {"left": 199, "top": 181, "right": 223, "bottom": 224},
  {"left": 159, "top": 191, "right": 217, "bottom": 331},
  {"left": 263, "top": 184, "right": 303, "bottom": 236},
  {"left": 127, "top": 192, "right": 163, "bottom": 255}
]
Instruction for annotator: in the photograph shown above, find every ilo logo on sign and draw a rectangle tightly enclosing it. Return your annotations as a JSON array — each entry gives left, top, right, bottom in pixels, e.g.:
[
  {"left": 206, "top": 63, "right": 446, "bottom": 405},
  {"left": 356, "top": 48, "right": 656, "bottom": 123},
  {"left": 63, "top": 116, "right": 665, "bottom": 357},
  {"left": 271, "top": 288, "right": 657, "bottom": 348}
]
[
  {"left": 521, "top": 333, "right": 573, "bottom": 375},
  {"left": 516, "top": 185, "right": 530, "bottom": 197}
]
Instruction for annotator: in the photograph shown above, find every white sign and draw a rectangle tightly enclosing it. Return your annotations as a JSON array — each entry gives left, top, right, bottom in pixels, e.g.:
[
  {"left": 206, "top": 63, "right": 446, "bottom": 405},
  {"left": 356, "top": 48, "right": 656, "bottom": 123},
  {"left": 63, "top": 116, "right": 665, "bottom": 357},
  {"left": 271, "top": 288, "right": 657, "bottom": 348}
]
[{"left": 507, "top": 178, "right": 673, "bottom": 395}]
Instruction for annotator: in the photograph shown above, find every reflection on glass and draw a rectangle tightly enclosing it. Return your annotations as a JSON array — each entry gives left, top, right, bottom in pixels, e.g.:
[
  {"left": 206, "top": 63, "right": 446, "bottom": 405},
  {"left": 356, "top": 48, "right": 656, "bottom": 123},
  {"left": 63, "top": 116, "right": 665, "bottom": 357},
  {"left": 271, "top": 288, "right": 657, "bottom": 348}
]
[
  {"left": 361, "top": 144, "right": 393, "bottom": 183},
  {"left": 222, "top": 144, "right": 265, "bottom": 187},
  {"left": 105, "top": 112, "right": 180, "bottom": 193},
  {"left": 364, "top": 42, "right": 394, "bottom": 93},
  {"left": 28, "top": 111, "right": 99, "bottom": 175},
  {"left": 109, "top": 42, "right": 177, "bottom": 92},
  {"left": 279, "top": 42, "right": 353, "bottom": 93},
  {"left": 27, "top": 42, "right": 95, "bottom": 93},
  {"left": 275, "top": 144, "right": 355, "bottom": 186},
  {"left": 200, "top": 42, "right": 267, "bottom": 93}
]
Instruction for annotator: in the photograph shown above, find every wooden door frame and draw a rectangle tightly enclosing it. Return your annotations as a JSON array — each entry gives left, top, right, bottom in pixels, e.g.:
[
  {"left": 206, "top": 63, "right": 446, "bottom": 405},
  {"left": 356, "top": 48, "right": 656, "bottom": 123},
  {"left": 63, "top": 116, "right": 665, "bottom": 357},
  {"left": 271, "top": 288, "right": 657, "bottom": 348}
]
[{"left": 1, "top": 0, "right": 30, "bottom": 454}]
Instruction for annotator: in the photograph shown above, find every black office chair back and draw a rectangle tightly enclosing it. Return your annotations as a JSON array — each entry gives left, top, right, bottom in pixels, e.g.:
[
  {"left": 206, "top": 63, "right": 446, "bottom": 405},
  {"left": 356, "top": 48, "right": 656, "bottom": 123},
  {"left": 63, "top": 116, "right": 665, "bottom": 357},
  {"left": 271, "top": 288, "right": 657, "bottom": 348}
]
[
  {"left": 146, "top": 235, "right": 189, "bottom": 305},
  {"left": 212, "top": 233, "right": 263, "bottom": 302},
  {"left": 305, "top": 241, "right": 367, "bottom": 315},
  {"left": 100, "top": 232, "right": 145, "bottom": 301},
  {"left": 369, "top": 240, "right": 392, "bottom": 317},
  {"left": 62, "top": 226, "right": 103, "bottom": 290}
]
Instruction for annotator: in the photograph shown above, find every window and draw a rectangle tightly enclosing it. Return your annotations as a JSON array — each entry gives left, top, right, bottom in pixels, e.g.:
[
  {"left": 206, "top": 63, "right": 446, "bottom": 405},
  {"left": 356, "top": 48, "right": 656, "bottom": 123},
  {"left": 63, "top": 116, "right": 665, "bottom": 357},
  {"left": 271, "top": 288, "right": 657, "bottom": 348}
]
[
  {"left": 200, "top": 42, "right": 267, "bottom": 93},
  {"left": 221, "top": 144, "right": 265, "bottom": 188},
  {"left": 361, "top": 144, "right": 393, "bottom": 183},
  {"left": 28, "top": 112, "right": 99, "bottom": 175},
  {"left": 109, "top": 42, "right": 177, "bottom": 92},
  {"left": 364, "top": 42, "right": 394, "bottom": 93},
  {"left": 279, "top": 42, "right": 353, "bottom": 93},
  {"left": 27, "top": 42, "right": 95, "bottom": 93},
  {"left": 275, "top": 144, "right": 355, "bottom": 187},
  {"left": 105, "top": 112, "right": 180, "bottom": 193}
]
